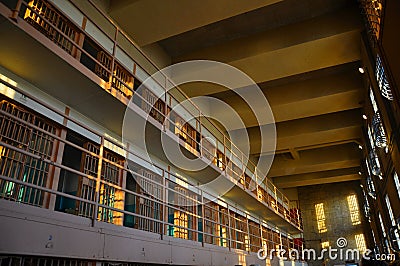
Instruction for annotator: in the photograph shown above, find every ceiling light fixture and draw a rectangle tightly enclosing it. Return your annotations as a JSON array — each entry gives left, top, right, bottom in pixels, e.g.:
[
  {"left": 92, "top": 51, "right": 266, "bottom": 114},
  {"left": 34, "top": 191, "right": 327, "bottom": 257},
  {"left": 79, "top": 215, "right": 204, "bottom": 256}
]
[
  {"left": 362, "top": 114, "right": 368, "bottom": 120},
  {"left": 358, "top": 67, "right": 365, "bottom": 74}
]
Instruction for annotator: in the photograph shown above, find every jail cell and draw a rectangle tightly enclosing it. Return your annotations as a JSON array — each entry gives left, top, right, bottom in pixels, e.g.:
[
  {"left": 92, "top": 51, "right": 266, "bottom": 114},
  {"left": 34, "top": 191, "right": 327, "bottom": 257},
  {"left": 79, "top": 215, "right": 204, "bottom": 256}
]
[
  {"left": 112, "top": 62, "right": 134, "bottom": 99},
  {"left": 136, "top": 168, "right": 163, "bottom": 233},
  {"left": 273, "top": 230, "right": 281, "bottom": 249},
  {"left": 261, "top": 226, "right": 274, "bottom": 252},
  {"left": 0, "top": 99, "right": 56, "bottom": 207},
  {"left": 218, "top": 207, "right": 229, "bottom": 247},
  {"left": 24, "top": 0, "right": 80, "bottom": 55},
  {"left": 140, "top": 88, "right": 155, "bottom": 114},
  {"left": 95, "top": 50, "right": 112, "bottom": 82},
  {"left": 78, "top": 143, "right": 124, "bottom": 224},
  {"left": 249, "top": 220, "right": 261, "bottom": 253},
  {"left": 230, "top": 212, "right": 249, "bottom": 251},
  {"left": 201, "top": 137, "right": 216, "bottom": 163},
  {"left": 203, "top": 202, "right": 219, "bottom": 244},
  {"left": 173, "top": 186, "right": 198, "bottom": 240}
]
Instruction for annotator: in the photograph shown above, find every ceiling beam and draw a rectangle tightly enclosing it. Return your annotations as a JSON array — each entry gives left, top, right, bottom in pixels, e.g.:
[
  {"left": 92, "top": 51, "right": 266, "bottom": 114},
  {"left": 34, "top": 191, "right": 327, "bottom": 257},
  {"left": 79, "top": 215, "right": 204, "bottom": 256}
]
[
  {"left": 266, "top": 143, "right": 361, "bottom": 177},
  {"left": 272, "top": 167, "right": 361, "bottom": 188},
  {"left": 108, "top": 0, "right": 282, "bottom": 45}
]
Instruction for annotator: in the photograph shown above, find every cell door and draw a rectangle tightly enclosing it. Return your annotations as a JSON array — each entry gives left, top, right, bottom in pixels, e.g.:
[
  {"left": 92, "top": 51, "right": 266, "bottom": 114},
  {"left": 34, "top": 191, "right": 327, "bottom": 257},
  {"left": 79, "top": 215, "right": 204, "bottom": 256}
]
[{"left": 0, "top": 99, "right": 56, "bottom": 207}]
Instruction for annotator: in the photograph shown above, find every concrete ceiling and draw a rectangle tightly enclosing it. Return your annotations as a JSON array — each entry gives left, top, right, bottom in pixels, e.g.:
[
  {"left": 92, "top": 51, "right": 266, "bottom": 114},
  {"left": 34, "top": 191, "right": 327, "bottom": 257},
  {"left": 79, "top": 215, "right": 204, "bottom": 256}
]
[{"left": 109, "top": 0, "right": 365, "bottom": 189}]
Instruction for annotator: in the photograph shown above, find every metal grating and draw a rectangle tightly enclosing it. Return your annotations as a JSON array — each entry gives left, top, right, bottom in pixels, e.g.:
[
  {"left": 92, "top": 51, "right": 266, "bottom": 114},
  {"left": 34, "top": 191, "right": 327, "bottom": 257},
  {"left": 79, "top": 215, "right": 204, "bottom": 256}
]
[
  {"left": 359, "top": 0, "right": 383, "bottom": 42},
  {"left": 372, "top": 112, "right": 387, "bottom": 148},
  {"left": 136, "top": 168, "right": 163, "bottom": 234},
  {"left": 24, "top": 0, "right": 79, "bottom": 55},
  {"left": 0, "top": 100, "right": 56, "bottom": 207},
  {"left": 375, "top": 55, "right": 393, "bottom": 101}
]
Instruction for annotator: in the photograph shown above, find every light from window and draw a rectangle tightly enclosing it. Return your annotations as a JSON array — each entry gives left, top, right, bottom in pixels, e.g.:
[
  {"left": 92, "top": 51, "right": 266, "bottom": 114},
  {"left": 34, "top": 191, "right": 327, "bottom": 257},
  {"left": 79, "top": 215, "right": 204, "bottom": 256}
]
[
  {"left": 315, "top": 203, "right": 327, "bottom": 233},
  {"left": 385, "top": 195, "right": 396, "bottom": 226},
  {"left": 321, "top": 241, "right": 330, "bottom": 249},
  {"left": 370, "top": 88, "right": 379, "bottom": 113},
  {"left": 347, "top": 195, "right": 361, "bottom": 225},
  {"left": 375, "top": 54, "right": 393, "bottom": 101},
  {"left": 385, "top": 194, "right": 400, "bottom": 248},
  {"left": 372, "top": 112, "right": 387, "bottom": 148},
  {"left": 367, "top": 126, "right": 382, "bottom": 178},
  {"left": 378, "top": 212, "right": 386, "bottom": 237},
  {"left": 355, "top": 234, "right": 367, "bottom": 254},
  {"left": 394, "top": 172, "right": 400, "bottom": 199}
]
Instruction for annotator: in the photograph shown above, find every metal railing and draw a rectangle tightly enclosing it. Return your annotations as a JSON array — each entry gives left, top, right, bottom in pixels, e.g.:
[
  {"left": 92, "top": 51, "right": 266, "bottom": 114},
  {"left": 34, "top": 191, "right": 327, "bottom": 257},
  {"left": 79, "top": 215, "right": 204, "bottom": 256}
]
[
  {"left": 1, "top": 0, "right": 301, "bottom": 229},
  {"left": 359, "top": 0, "right": 384, "bottom": 44},
  {"left": 0, "top": 81, "right": 303, "bottom": 253}
]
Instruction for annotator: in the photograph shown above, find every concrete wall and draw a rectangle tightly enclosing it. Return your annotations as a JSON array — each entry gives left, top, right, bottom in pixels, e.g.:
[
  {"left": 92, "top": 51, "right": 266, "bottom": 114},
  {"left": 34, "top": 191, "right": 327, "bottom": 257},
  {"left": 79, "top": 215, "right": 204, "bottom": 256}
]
[
  {"left": 0, "top": 200, "right": 307, "bottom": 266},
  {"left": 298, "top": 181, "right": 369, "bottom": 266}
]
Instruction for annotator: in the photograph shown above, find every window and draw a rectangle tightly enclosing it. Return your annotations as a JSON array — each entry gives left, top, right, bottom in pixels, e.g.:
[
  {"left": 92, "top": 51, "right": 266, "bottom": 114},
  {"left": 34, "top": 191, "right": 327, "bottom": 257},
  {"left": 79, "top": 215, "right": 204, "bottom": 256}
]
[
  {"left": 355, "top": 234, "right": 367, "bottom": 254},
  {"left": 367, "top": 126, "right": 382, "bottom": 178},
  {"left": 394, "top": 172, "right": 400, "bottom": 199},
  {"left": 365, "top": 159, "right": 376, "bottom": 198},
  {"left": 321, "top": 241, "right": 330, "bottom": 249},
  {"left": 347, "top": 195, "right": 361, "bottom": 225},
  {"left": 370, "top": 89, "right": 387, "bottom": 148},
  {"left": 315, "top": 203, "right": 327, "bottom": 233},
  {"left": 375, "top": 55, "right": 393, "bottom": 101},
  {"left": 378, "top": 212, "right": 387, "bottom": 237},
  {"left": 0, "top": 100, "right": 57, "bottom": 207},
  {"left": 361, "top": 189, "right": 371, "bottom": 222},
  {"left": 385, "top": 195, "right": 400, "bottom": 248}
]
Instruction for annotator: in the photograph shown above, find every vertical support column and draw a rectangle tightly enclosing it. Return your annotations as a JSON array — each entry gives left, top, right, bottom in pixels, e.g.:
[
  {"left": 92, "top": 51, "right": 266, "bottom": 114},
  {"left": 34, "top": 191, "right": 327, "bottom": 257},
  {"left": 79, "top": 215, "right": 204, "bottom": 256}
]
[
  {"left": 163, "top": 78, "right": 168, "bottom": 132},
  {"left": 10, "top": 0, "right": 23, "bottom": 20},
  {"left": 161, "top": 168, "right": 167, "bottom": 240},
  {"left": 246, "top": 215, "right": 251, "bottom": 253},
  {"left": 93, "top": 136, "right": 104, "bottom": 226},
  {"left": 45, "top": 107, "right": 69, "bottom": 210},
  {"left": 223, "top": 135, "right": 227, "bottom": 175},
  {"left": 120, "top": 142, "right": 129, "bottom": 225},
  {"left": 74, "top": 17, "right": 87, "bottom": 61},
  {"left": 200, "top": 189, "right": 205, "bottom": 247},
  {"left": 164, "top": 166, "right": 171, "bottom": 238},
  {"left": 199, "top": 111, "right": 202, "bottom": 158},
  {"left": 259, "top": 219, "right": 265, "bottom": 254},
  {"left": 227, "top": 204, "right": 232, "bottom": 251},
  {"left": 107, "top": 28, "right": 118, "bottom": 92}
]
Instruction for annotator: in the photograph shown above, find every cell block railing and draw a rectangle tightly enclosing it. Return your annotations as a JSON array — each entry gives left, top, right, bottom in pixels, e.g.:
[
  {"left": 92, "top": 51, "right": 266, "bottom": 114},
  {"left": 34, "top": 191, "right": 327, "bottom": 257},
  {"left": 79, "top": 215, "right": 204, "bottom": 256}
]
[
  {"left": 0, "top": 99, "right": 56, "bottom": 207},
  {"left": 3, "top": 0, "right": 302, "bottom": 229},
  {"left": 359, "top": 0, "right": 383, "bottom": 43},
  {"left": 24, "top": 0, "right": 79, "bottom": 54},
  {"left": 0, "top": 93, "right": 304, "bottom": 255}
]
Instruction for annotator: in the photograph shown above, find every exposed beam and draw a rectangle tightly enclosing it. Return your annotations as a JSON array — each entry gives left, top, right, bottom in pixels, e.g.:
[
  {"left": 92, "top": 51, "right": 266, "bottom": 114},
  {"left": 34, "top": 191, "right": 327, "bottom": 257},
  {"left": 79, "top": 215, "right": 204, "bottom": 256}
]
[
  {"left": 266, "top": 143, "right": 361, "bottom": 177},
  {"left": 173, "top": 7, "right": 362, "bottom": 96},
  {"left": 109, "top": 0, "right": 282, "bottom": 45},
  {"left": 208, "top": 70, "right": 363, "bottom": 133},
  {"left": 246, "top": 109, "right": 362, "bottom": 155},
  {"left": 273, "top": 167, "right": 361, "bottom": 188}
]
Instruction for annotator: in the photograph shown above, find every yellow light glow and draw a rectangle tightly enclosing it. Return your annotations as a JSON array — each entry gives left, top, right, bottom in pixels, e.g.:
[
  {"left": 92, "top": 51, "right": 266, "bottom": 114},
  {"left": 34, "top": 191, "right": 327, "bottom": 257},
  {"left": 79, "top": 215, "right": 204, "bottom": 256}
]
[
  {"left": 315, "top": 203, "right": 327, "bottom": 233},
  {"left": 347, "top": 194, "right": 361, "bottom": 225},
  {"left": 355, "top": 234, "right": 367, "bottom": 254},
  {"left": 321, "top": 241, "right": 330, "bottom": 249}
]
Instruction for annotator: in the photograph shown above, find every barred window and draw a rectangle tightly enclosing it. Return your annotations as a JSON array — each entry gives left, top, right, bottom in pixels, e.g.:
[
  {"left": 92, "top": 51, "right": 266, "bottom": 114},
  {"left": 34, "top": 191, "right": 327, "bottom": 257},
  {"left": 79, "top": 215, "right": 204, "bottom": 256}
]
[{"left": 375, "top": 55, "right": 393, "bottom": 101}]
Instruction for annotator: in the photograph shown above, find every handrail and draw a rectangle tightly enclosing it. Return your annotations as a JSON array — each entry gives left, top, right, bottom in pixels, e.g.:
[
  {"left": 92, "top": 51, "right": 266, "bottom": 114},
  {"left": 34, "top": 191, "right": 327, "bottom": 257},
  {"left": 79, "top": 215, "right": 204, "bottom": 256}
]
[
  {"left": 3, "top": 0, "right": 297, "bottom": 227},
  {"left": 0, "top": 77, "right": 301, "bottom": 231},
  {"left": 76, "top": 0, "right": 289, "bottom": 207}
]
